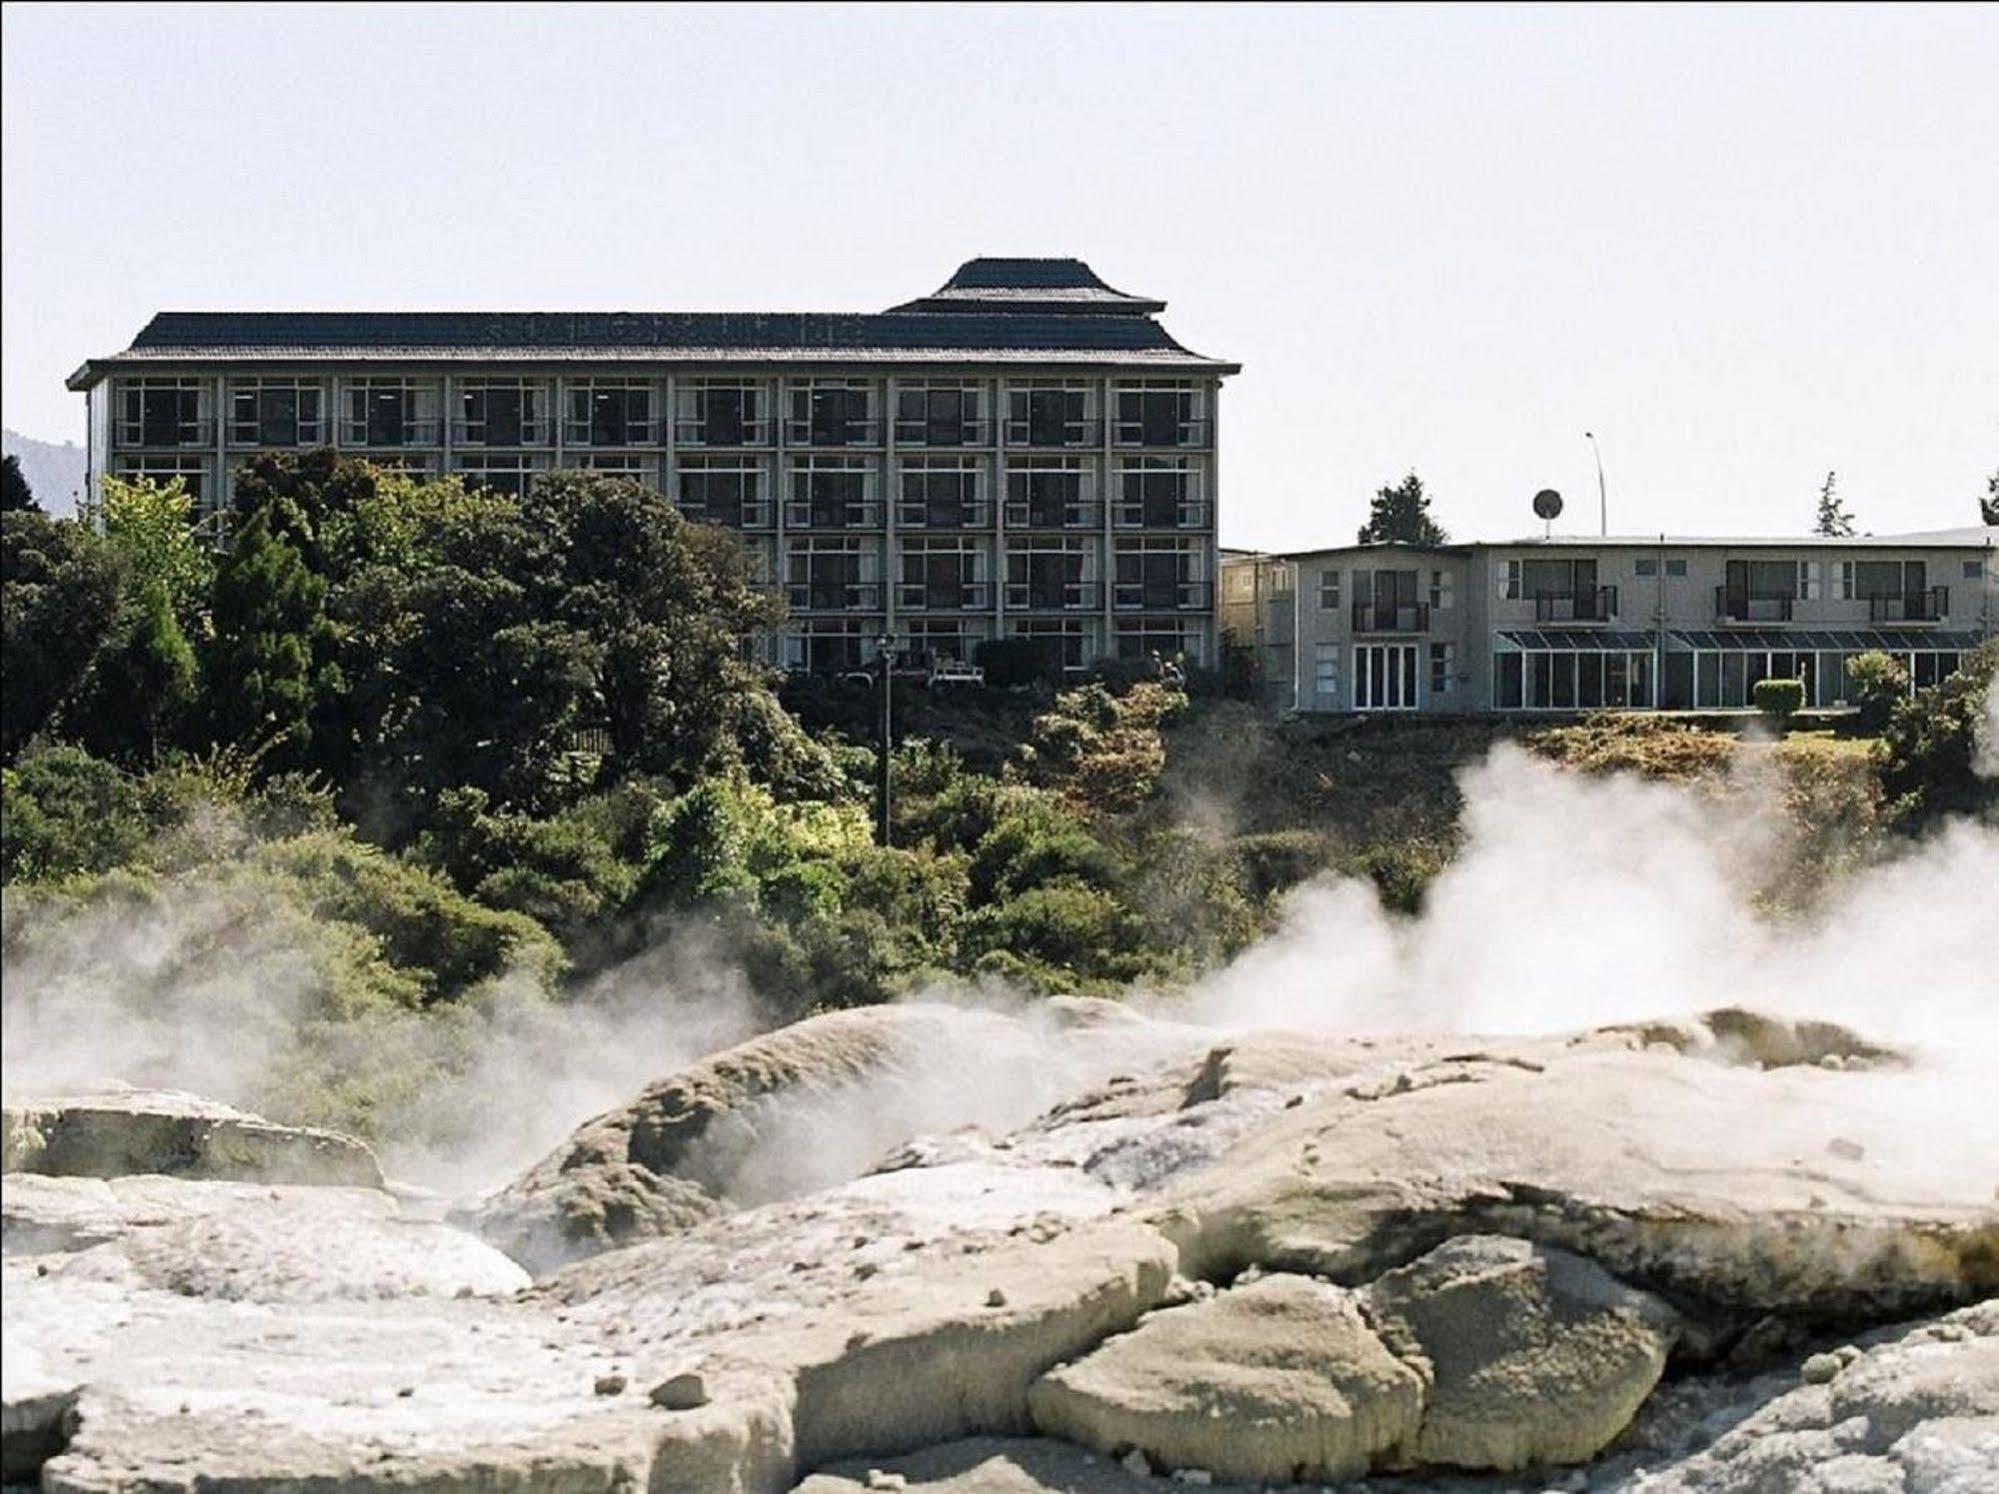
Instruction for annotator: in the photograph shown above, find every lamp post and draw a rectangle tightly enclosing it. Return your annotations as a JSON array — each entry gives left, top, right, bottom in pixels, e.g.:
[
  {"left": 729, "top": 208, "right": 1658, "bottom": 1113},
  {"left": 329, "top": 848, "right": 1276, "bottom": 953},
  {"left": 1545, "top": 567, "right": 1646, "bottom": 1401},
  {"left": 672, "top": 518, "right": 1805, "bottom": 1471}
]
[
  {"left": 875, "top": 632, "right": 896, "bottom": 847},
  {"left": 1585, "top": 431, "right": 1608, "bottom": 537}
]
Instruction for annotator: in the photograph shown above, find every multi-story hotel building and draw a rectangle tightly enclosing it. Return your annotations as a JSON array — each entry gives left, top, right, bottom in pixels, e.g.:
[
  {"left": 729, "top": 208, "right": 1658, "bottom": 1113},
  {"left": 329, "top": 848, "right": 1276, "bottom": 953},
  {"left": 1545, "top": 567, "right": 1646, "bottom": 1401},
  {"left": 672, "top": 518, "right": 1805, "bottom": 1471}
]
[
  {"left": 67, "top": 258, "right": 1236, "bottom": 674},
  {"left": 1222, "top": 528, "right": 1997, "bottom": 714}
]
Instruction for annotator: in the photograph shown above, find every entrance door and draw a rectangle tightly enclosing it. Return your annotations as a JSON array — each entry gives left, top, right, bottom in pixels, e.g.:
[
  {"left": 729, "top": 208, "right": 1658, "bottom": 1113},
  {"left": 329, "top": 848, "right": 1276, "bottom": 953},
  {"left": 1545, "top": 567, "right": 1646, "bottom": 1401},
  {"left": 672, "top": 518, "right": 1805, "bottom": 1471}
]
[{"left": 1353, "top": 643, "right": 1419, "bottom": 710}]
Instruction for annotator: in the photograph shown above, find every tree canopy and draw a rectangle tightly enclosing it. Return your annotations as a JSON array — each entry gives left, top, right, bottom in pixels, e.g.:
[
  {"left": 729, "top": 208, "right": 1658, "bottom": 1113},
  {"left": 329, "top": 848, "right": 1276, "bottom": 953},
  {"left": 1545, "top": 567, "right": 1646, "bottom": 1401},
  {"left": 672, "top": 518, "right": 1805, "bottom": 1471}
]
[
  {"left": 1813, "top": 470, "right": 1855, "bottom": 537},
  {"left": 1356, "top": 471, "right": 1449, "bottom": 546}
]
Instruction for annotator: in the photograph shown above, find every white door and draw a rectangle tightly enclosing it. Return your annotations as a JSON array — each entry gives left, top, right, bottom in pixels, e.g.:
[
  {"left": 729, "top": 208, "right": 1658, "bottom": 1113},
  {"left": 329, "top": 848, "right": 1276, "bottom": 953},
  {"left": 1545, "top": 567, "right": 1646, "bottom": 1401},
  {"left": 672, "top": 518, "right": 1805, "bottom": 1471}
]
[{"left": 1353, "top": 643, "right": 1419, "bottom": 711}]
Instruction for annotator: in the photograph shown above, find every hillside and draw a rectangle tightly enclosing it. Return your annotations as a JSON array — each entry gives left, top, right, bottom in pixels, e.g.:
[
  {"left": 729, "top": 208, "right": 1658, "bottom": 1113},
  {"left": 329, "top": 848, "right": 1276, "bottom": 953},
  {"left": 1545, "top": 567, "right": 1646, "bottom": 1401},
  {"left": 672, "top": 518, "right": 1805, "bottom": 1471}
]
[{"left": 3, "top": 428, "right": 86, "bottom": 514}]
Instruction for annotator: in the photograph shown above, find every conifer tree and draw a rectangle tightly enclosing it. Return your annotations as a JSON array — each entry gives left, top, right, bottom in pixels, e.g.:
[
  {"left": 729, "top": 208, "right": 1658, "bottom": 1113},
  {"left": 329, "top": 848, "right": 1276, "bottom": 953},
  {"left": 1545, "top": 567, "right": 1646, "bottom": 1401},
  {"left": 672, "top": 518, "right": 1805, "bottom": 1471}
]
[
  {"left": 202, "top": 507, "right": 327, "bottom": 758},
  {"left": 1813, "top": 470, "right": 1855, "bottom": 537},
  {"left": 1356, "top": 471, "right": 1449, "bottom": 546}
]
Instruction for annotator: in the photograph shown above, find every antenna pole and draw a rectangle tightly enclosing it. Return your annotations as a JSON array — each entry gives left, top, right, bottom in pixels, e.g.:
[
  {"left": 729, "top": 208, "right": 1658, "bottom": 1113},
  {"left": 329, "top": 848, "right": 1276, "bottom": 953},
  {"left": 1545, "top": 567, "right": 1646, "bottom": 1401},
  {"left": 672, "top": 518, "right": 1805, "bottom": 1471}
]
[{"left": 1585, "top": 432, "right": 1607, "bottom": 536}]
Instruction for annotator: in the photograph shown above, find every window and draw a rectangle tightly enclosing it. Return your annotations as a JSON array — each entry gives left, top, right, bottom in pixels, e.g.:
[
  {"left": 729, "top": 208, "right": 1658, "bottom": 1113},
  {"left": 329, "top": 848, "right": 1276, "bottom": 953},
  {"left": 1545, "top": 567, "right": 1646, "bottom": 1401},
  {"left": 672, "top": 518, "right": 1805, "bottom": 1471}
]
[
  {"left": 1966, "top": 560, "right": 1985, "bottom": 580},
  {"left": 567, "top": 381, "right": 655, "bottom": 447},
  {"left": 1500, "top": 649, "right": 1655, "bottom": 710},
  {"left": 895, "top": 381, "right": 986, "bottom": 446},
  {"left": 578, "top": 454, "right": 655, "bottom": 485},
  {"left": 903, "top": 616, "right": 989, "bottom": 667},
  {"left": 1840, "top": 560, "right": 1924, "bottom": 600},
  {"left": 1113, "top": 381, "right": 1201, "bottom": 446},
  {"left": 453, "top": 453, "right": 545, "bottom": 498},
  {"left": 1429, "top": 642, "right": 1454, "bottom": 693},
  {"left": 1353, "top": 643, "right": 1420, "bottom": 711},
  {"left": 345, "top": 380, "right": 438, "bottom": 447},
  {"left": 676, "top": 380, "right": 767, "bottom": 446},
  {"left": 1312, "top": 643, "right": 1340, "bottom": 704},
  {"left": 899, "top": 536, "right": 990, "bottom": 611},
  {"left": 786, "top": 456, "right": 876, "bottom": 528},
  {"left": 785, "top": 536, "right": 879, "bottom": 611},
  {"left": 1635, "top": 558, "right": 1658, "bottom": 578},
  {"left": 1006, "top": 536, "right": 1097, "bottom": 610},
  {"left": 228, "top": 379, "right": 324, "bottom": 447},
  {"left": 117, "top": 379, "right": 207, "bottom": 447},
  {"left": 676, "top": 455, "right": 769, "bottom": 528},
  {"left": 899, "top": 456, "right": 987, "bottom": 528},
  {"left": 1007, "top": 382, "right": 1094, "bottom": 447},
  {"left": 1005, "top": 457, "right": 1097, "bottom": 528},
  {"left": 1318, "top": 568, "right": 1342, "bottom": 610},
  {"left": 458, "top": 380, "right": 550, "bottom": 446},
  {"left": 783, "top": 618, "right": 871, "bottom": 673},
  {"left": 1429, "top": 569, "right": 1454, "bottom": 610},
  {"left": 1012, "top": 618, "right": 1094, "bottom": 673},
  {"left": 1665, "top": 559, "right": 1687, "bottom": 577},
  {"left": 1115, "top": 620, "right": 1201, "bottom": 664},
  {"left": 790, "top": 381, "right": 877, "bottom": 446},
  {"left": 1113, "top": 538, "right": 1205, "bottom": 610},
  {"left": 114, "top": 455, "right": 210, "bottom": 508},
  {"left": 1114, "top": 457, "right": 1202, "bottom": 528}
]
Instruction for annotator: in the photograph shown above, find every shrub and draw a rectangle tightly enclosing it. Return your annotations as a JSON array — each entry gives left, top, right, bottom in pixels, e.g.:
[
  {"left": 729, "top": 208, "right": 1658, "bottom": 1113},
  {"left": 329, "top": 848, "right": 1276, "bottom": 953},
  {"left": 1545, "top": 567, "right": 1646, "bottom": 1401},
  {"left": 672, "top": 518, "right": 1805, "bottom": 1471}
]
[
  {"left": 976, "top": 636, "right": 1060, "bottom": 689},
  {"left": 1845, "top": 650, "right": 1907, "bottom": 734},
  {"left": 1875, "top": 642, "right": 1997, "bottom": 826},
  {"left": 1229, "top": 828, "right": 1334, "bottom": 902},
  {"left": 1752, "top": 677, "right": 1805, "bottom": 730},
  {"left": 0, "top": 747, "right": 151, "bottom": 882}
]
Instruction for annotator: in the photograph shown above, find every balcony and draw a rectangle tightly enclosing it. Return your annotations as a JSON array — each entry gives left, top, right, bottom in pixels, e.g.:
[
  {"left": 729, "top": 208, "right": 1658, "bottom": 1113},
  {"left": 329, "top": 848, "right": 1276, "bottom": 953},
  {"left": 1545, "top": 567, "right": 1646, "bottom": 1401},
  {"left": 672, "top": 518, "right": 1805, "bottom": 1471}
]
[
  {"left": 341, "top": 419, "right": 442, "bottom": 448},
  {"left": 893, "top": 417, "right": 992, "bottom": 447},
  {"left": 1004, "top": 499, "right": 1101, "bottom": 530},
  {"left": 1717, "top": 588, "right": 1793, "bottom": 623},
  {"left": 1003, "top": 417, "right": 1103, "bottom": 449},
  {"left": 451, "top": 419, "right": 553, "bottom": 447},
  {"left": 1534, "top": 586, "right": 1619, "bottom": 623},
  {"left": 674, "top": 417, "right": 772, "bottom": 448},
  {"left": 897, "top": 581, "right": 992, "bottom": 611},
  {"left": 681, "top": 500, "right": 774, "bottom": 531},
  {"left": 786, "top": 416, "right": 882, "bottom": 447},
  {"left": 787, "top": 581, "right": 882, "bottom": 611},
  {"left": 115, "top": 418, "right": 213, "bottom": 449},
  {"left": 784, "top": 500, "right": 882, "bottom": 530},
  {"left": 1114, "top": 500, "right": 1211, "bottom": 530},
  {"left": 1351, "top": 600, "right": 1431, "bottom": 633},
  {"left": 1114, "top": 580, "right": 1212, "bottom": 612},
  {"left": 563, "top": 417, "right": 664, "bottom": 448},
  {"left": 897, "top": 501, "right": 993, "bottom": 530},
  {"left": 1112, "top": 418, "right": 1212, "bottom": 448},
  {"left": 1006, "top": 580, "right": 1101, "bottom": 610},
  {"left": 1868, "top": 587, "right": 1948, "bottom": 624}
]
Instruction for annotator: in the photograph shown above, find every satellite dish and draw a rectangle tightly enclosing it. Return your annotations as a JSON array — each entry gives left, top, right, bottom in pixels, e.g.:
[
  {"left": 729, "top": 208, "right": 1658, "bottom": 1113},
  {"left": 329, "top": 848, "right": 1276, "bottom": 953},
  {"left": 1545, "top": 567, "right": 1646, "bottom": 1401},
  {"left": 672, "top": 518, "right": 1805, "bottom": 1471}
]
[{"left": 1532, "top": 489, "right": 1565, "bottom": 521}]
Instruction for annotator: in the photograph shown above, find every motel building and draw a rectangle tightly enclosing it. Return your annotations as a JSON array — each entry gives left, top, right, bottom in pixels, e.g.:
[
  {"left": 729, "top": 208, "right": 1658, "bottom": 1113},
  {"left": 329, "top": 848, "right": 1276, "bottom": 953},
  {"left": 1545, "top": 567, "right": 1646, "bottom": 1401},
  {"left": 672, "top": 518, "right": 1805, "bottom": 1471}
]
[
  {"left": 66, "top": 258, "right": 1236, "bottom": 677},
  {"left": 1220, "top": 528, "right": 1998, "bottom": 714}
]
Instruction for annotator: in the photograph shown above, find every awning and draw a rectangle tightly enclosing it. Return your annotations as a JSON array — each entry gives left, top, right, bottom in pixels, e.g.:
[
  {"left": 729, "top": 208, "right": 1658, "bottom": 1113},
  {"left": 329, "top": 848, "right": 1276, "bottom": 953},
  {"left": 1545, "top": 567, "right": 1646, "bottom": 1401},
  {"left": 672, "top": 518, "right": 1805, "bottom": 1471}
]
[
  {"left": 1667, "top": 629, "right": 1993, "bottom": 651},
  {"left": 1495, "top": 629, "right": 1657, "bottom": 651}
]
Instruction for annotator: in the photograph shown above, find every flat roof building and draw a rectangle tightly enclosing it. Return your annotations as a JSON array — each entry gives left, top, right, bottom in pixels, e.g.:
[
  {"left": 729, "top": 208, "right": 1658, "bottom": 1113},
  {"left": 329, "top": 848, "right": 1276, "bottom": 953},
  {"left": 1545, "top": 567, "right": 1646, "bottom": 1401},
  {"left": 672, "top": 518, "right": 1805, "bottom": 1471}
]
[
  {"left": 1222, "top": 527, "right": 1998, "bottom": 714},
  {"left": 69, "top": 257, "right": 1238, "bottom": 675}
]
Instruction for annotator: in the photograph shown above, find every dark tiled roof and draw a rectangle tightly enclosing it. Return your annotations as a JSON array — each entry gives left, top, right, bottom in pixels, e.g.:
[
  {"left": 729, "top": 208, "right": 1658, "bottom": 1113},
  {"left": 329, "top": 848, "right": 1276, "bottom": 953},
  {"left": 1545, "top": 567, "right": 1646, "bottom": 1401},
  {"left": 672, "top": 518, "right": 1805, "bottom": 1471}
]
[
  {"left": 946, "top": 258, "right": 1111, "bottom": 290},
  {"left": 887, "top": 256, "right": 1167, "bottom": 315}
]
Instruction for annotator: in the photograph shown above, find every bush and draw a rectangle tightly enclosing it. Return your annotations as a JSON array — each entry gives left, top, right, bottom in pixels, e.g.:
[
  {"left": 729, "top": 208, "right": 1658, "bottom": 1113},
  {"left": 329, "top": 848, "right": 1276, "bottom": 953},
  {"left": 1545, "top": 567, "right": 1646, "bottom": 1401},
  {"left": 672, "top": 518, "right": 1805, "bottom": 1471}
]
[
  {"left": 0, "top": 747, "right": 152, "bottom": 882},
  {"left": 1229, "top": 829, "right": 1334, "bottom": 902},
  {"left": 1845, "top": 650, "right": 1907, "bottom": 734},
  {"left": 1875, "top": 642, "right": 1997, "bottom": 826},
  {"left": 976, "top": 636, "right": 1060, "bottom": 689},
  {"left": 1752, "top": 677, "right": 1805, "bottom": 729}
]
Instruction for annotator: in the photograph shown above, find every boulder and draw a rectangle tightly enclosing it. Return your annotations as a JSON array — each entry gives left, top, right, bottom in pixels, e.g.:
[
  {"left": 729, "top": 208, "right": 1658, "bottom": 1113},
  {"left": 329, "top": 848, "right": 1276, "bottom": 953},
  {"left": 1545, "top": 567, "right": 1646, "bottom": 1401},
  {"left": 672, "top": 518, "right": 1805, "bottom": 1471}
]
[
  {"left": 2, "top": 1334, "right": 80, "bottom": 1483},
  {"left": 1027, "top": 1272, "right": 1423, "bottom": 1482},
  {"left": 1360, "top": 1234, "right": 1681, "bottom": 1470},
  {"left": 3, "top": 1086, "right": 382, "bottom": 1188}
]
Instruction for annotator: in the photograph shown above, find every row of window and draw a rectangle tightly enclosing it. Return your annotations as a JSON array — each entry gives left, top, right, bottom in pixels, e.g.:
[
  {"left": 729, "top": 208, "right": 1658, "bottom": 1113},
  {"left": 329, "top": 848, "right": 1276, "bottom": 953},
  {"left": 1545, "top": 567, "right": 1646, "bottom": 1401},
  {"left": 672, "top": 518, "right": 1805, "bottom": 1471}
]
[
  {"left": 1311, "top": 642, "right": 1459, "bottom": 712},
  {"left": 772, "top": 535, "right": 1207, "bottom": 614},
  {"left": 113, "top": 377, "right": 1215, "bottom": 451},
  {"left": 780, "top": 616, "right": 1206, "bottom": 673},
  {"left": 111, "top": 452, "right": 1212, "bottom": 531}
]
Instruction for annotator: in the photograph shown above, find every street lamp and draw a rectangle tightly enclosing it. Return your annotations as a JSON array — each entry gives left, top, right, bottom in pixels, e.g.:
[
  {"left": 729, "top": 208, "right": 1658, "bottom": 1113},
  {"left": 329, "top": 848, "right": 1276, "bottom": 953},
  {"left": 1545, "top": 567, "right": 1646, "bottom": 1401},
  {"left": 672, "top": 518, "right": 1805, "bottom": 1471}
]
[
  {"left": 875, "top": 632, "right": 896, "bottom": 847},
  {"left": 1584, "top": 432, "right": 1608, "bottom": 537}
]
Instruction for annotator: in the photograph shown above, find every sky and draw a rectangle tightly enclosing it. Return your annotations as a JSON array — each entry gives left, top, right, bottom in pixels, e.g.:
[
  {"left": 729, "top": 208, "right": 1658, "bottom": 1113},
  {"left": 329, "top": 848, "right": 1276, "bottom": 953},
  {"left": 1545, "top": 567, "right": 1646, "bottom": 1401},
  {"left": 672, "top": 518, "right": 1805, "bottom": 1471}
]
[{"left": 3, "top": 2, "right": 1995, "bottom": 548}]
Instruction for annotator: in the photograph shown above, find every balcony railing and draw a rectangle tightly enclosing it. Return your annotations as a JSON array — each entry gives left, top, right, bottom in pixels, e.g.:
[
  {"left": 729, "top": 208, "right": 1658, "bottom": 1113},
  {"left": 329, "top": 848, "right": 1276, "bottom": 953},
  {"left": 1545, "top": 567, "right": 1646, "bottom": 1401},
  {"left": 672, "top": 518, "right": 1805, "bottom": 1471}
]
[
  {"left": 786, "top": 417, "right": 882, "bottom": 447},
  {"left": 451, "top": 419, "right": 554, "bottom": 447},
  {"left": 115, "top": 418, "right": 214, "bottom": 449},
  {"left": 226, "top": 423, "right": 330, "bottom": 449},
  {"left": 674, "top": 417, "right": 772, "bottom": 448},
  {"left": 896, "top": 581, "right": 992, "bottom": 611},
  {"left": 787, "top": 581, "right": 883, "bottom": 611},
  {"left": 341, "top": 419, "right": 442, "bottom": 448},
  {"left": 1005, "top": 580, "right": 1102, "bottom": 610},
  {"left": 1114, "top": 580, "right": 1213, "bottom": 611},
  {"left": 784, "top": 500, "right": 882, "bottom": 529},
  {"left": 1717, "top": 588, "right": 1793, "bottom": 623},
  {"left": 1868, "top": 587, "right": 1948, "bottom": 623},
  {"left": 1114, "top": 501, "right": 1211, "bottom": 530},
  {"left": 897, "top": 501, "right": 993, "bottom": 530},
  {"left": 1352, "top": 600, "right": 1431, "bottom": 633},
  {"left": 893, "top": 417, "right": 993, "bottom": 447},
  {"left": 1003, "top": 417, "right": 1103, "bottom": 448},
  {"left": 1003, "top": 500, "right": 1102, "bottom": 530},
  {"left": 563, "top": 418, "right": 664, "bottom": 447},
  {"left": 1534, "top": 586, "right": 1619, "bottom": 623},
  {"left": 1112, "top": 418, "right": 1212, "bottom": 448}
]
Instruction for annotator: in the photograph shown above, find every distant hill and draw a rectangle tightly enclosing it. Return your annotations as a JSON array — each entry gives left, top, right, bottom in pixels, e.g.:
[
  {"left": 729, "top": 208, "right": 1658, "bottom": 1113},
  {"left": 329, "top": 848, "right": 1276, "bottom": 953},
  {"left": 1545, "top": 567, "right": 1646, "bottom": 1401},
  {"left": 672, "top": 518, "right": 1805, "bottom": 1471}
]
[{"left": 4, "top": 429, "right": 87, "bottom": 515}]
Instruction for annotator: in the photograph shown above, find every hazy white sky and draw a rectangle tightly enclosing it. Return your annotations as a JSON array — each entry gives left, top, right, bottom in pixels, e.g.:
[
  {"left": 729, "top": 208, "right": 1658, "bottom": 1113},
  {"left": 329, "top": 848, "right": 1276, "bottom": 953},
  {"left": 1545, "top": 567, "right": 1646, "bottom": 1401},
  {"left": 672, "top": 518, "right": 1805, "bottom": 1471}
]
[{"left": 4, "top": 3, "right": 1994, "bottom": 547}]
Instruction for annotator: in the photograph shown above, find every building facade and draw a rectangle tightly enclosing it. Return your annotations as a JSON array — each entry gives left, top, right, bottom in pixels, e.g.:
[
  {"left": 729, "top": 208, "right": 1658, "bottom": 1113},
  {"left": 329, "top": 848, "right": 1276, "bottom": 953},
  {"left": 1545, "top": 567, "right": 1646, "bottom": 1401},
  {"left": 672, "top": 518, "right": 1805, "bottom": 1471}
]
[
  {"left": 1222, "top": 529, "right": 1998, "bottom": 714},
  {"left": 68, "top": 258, "right": 1237, "bottom": 674}
]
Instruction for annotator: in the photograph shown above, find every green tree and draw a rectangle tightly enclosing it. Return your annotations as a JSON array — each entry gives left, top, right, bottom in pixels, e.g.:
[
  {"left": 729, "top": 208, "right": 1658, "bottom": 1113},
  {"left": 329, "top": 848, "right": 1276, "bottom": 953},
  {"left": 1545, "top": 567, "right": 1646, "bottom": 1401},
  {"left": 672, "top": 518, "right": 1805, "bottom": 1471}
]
[
  {"left": 1, "top": 510, "right": 123, "bottom": 759},
  {"left": 82, "top": 579, "right": 198, "bottom": 765},
  {"left": 1876, "top": 643, "right": 1997, "bottom": 824},
  {"left": 202, "top": 508, "right": 329, "bottom": 761},
  {"left": 91, "top": 474, "right": 214, "bottom": 634},
  {"left": 1982, "top": 469, "right": 1997, "bottom": 526},
  {"left": 1813, "top": 470, "right": 1855, "bottom": 537},
  {"left": 1357, "top": 471, "right": 1449, "bottom": 546},
  {"left": 1, "top": 453, "right": 37, "bottom": 513}
]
